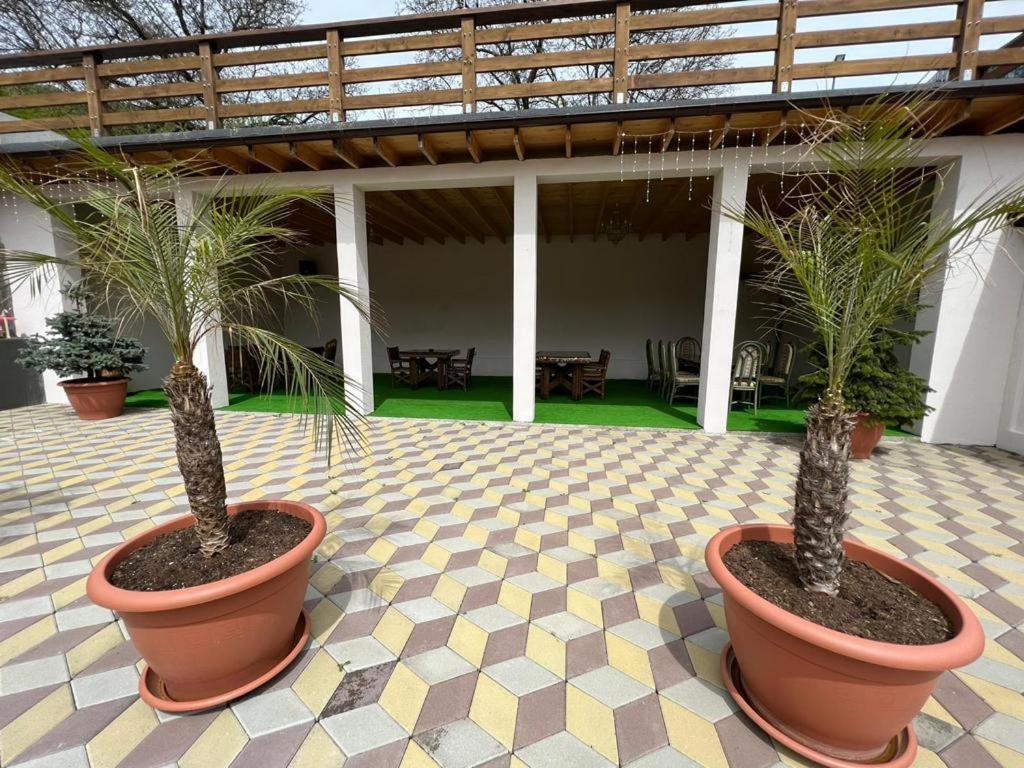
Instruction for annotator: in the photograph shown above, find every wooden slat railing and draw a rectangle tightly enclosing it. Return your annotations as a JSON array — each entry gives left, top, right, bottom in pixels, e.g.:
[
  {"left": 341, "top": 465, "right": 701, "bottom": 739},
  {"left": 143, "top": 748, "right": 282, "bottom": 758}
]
[{"left": 0, "top": 0, "right": 1020, "bottom": 137}]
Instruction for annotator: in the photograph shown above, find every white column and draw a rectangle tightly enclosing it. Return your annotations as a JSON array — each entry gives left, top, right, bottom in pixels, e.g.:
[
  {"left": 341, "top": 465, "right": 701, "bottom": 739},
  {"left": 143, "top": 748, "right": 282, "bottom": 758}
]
[
  {"left": 2, "top": 199, "right": 78, "bottom": 404},
  {"left": 911, "top": 143, "right": 1024, "bottom": 445},
  {"left": 697, "top": 159, "right": 750, "bottom": 433},
  {"left": 174, "top": 188, "right": 229, "bottom": 408},
  {"left": 335, "top": 183, "right": 374, "bottom": 417},
  {"left": 512, "top": 172, "right": 539, "bottom": 423}
]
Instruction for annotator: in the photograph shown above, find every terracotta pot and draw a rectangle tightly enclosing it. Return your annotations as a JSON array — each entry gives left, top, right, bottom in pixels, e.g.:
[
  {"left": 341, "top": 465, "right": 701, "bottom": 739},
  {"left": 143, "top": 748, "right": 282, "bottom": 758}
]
[
  {"left": 705, "top": 524, "right": 984, "bottom": 764},
  {"left": 87, "top": 500, "right": 325, "bottom": 706},
  {"left": 59, "top": 377, "right": 129, "bottom": 420},
  {"left": 850, "top": 412, "right": 885, "bottom": 459}
]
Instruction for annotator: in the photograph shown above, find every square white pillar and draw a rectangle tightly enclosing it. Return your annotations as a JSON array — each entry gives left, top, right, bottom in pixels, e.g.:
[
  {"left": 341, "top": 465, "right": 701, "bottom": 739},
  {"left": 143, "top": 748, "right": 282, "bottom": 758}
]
[
  {"left": 174, "top": 188, "right": 229, "bottom": 408},
  {"left": 3, "top": 199, "right": 79, "bottom": 404},
  {"left": 911, "top": 146, "right": 1024, "bottom": 446},
  {"left": 512, "top": 173, "right": 538, "bottom": 423},
  {"left": 335, "top": 183, "right": 375, "bottom": 417},
  {"left": 697, "top": 160, "right": 750, "bottom": 433}
]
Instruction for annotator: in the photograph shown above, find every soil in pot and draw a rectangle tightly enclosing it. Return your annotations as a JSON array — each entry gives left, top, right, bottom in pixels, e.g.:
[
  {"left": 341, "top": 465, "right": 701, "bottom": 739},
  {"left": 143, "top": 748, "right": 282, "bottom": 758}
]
[
  {"left": 723, "top": 541, "right": 953, "bottom": 645},
  {"left": 110, "top": 509, "right": 312, "bottom": 591}
]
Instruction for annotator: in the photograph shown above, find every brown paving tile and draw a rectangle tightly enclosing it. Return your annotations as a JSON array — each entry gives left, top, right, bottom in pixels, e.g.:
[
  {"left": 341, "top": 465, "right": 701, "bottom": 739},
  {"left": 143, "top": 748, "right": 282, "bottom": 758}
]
[
  {"left": 939, "top": 734, "right": 1004, "bottom": 768},
  {"left": 716, "top": 713, "right": 780, "bottom": 768}
]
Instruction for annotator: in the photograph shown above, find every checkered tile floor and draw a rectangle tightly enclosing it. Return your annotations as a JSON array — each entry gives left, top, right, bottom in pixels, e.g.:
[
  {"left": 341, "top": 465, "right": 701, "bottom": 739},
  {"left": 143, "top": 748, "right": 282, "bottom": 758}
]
[{"left": 2, "top": 405, "right": 1024, "bottom": 768}]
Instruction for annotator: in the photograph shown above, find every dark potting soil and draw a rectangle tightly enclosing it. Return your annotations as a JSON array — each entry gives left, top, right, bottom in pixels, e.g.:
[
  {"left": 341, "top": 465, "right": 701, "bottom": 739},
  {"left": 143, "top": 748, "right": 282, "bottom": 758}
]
[
  {"left": 722, "top": 541, "right": 954, "bottom": 645},
  {"left": 109, "top": 510, "right": 312, "bottom": 592}
]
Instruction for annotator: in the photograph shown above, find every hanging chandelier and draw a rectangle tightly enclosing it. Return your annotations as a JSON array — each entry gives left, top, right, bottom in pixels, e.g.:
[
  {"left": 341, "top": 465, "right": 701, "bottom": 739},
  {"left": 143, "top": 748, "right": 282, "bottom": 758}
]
[{"left": 602, "top": 204, "right": 631, "bottom": 244}]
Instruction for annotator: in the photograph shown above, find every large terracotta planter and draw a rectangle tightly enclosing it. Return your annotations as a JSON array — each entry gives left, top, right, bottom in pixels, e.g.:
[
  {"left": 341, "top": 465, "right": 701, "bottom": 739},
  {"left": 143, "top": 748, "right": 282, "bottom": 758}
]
[
  {"left": 87, "top": 500, "right": 325, "bottom": 710},
  {"left": 850, "top": 412, "right": 885, "bottom": 459},
  {"left": 706, "top": 524, "right": 983, "bottom": 765},
  {"left": 59, "top": 377, "right": 129, "bottom": 420}
]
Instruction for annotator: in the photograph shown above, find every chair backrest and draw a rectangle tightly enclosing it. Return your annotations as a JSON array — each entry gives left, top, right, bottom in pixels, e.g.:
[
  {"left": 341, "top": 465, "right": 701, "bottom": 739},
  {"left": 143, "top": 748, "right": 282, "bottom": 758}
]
[
  {"left": 774, "top": 341, "right": 795, "bottom": 377},
  {"left": 645, "top": 338, "right": 655, "bottom": 375},
  {"left": 657, "top": 340, "right": 668, "bottom": 377},
  {"left": 666, "top": 341, "right": 679, "bottom": 377},
  {"left": 598, "top": 349, "right": 610, "bottom": 368},
  {"left": 387, "top": 346, "right": 400, "bottom": 363},
  {"left": 678, "top": 336, "right": 700, "bottom": 363},
  {"left": 465, "top": 347, "right": 476, "bottom": 365},
  {"left": 322, "top": 339, "right": 337, "bottom": 362},
  {"left": 733, "top": 341, "right": 763, "bottom": 385}
]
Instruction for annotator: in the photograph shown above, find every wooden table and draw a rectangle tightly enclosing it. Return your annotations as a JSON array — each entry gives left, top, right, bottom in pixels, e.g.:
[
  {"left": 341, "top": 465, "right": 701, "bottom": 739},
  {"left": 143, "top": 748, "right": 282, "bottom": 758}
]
[
  {"left": 399, "top": 349, "right": 460, "bottom": 390},
  {"left": 536, "top": 351, "right": 591, "bottom": 401}
]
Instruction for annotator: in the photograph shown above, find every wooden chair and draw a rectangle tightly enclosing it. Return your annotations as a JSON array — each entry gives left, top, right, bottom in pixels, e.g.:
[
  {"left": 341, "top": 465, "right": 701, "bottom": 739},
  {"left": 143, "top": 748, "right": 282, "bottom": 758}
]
[
  {"left": 677, "top": 336, "right": 701, "bottom": 372},
  {"left": 657, "top": 339, "right": 669, "bottom": 399},
  {"left": 760, "top": 341, "right": 795, "bottom": 406},
  {"left": 663, "top": 340, "right": 700, "bottom": 404},
  {"left": 446, "top": 347, "right": 475, "bottom": 391},
  {"left": 387, "top": 346, "right": 415, "bottom": 388},
  {"left": 645, "top": 338, "right": 661, "bottom": 391},
  {"left": 731, "top": 341, "right": 765, "bottom": 413},
  {"left": 580, "top": 349, "right": 611, "bottom": 399},
  {"left": 321, "top": 339, "right": 337, "bottom": 363}
]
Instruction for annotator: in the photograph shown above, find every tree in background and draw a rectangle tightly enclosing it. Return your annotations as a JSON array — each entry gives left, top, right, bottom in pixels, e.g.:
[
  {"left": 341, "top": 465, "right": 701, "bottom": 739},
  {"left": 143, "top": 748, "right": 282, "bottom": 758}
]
[{"left": 395, "top": 0, "right": 733, "bottom": 110}]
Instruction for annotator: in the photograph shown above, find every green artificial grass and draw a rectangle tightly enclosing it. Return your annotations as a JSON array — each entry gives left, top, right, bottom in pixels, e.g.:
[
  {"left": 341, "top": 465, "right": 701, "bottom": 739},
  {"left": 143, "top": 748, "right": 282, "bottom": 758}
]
[{"left": 125, "top": 376, "right": 911, "bottom": 436}]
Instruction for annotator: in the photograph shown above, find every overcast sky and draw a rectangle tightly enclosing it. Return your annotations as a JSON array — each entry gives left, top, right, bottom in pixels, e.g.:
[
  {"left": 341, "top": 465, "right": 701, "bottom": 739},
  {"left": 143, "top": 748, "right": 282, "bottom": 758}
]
[{"left": 303, "top": 1, "right": 400, "bottom": 24}]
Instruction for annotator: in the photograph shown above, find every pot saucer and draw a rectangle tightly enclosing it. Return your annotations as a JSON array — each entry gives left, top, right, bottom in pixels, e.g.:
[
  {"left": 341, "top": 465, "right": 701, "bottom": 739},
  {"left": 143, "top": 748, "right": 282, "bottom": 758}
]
[
  {"left": 721, "top": 643, "right": 917, "bottom": 768},
  {"left": 139, "top": 609, "right": 310, "bottom": 713}
]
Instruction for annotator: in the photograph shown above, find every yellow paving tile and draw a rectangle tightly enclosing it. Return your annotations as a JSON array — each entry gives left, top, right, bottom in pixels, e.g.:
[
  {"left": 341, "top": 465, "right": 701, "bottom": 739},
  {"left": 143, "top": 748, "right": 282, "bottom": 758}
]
[
  {"left": 66, "top": 623, "right": 125, "bottom": 676},
  {"left": 178, "top": 709, "right": 248, "bottom": 768},
  {"left": 86, "top": 698, "right": 159, "bottom": 768},
  {"left": 0, "top": 616, "right": 56, "bottom": 665},
  {"left": 0, "top": 684, "right": 74, "bottom": 764}
]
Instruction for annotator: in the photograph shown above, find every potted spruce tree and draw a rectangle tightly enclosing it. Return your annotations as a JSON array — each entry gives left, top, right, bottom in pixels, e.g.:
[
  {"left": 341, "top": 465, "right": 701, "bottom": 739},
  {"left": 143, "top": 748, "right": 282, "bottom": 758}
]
[
  {"left": 800, "top": 327, "right": 932, "bottom": 458},
  {"left": 706, "top": 99, "right": 1024, "bottom": 766},
  {"left": 0, "top": 143, "right": 368, "bottom": 712},
  {"left": 17, "top": 283, "right": 147, "bottom": 419}
]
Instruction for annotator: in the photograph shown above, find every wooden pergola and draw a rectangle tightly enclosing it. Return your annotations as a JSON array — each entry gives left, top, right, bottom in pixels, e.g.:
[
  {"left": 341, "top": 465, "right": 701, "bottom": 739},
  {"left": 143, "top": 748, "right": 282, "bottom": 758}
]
[{"left": 0, "top": 0, "right": 1022, "bottom": 174}]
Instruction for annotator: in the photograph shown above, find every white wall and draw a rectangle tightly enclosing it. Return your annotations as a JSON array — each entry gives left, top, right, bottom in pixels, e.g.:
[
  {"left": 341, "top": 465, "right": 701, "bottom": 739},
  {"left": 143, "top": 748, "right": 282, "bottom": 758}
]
[
  {"left": 998, "top": 283, "right": 1024, "bottom": 455},
  {"left": 366, "top": 233, "right": 715, "bottom": 379}
]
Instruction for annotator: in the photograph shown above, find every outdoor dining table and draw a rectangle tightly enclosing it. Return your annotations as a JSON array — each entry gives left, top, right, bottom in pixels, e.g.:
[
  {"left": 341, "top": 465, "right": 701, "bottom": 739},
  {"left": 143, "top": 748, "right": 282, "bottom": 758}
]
[
  {"left": 536, "top": 351, "right": 591, "bottom": 401},
  {"left": 399, "top": 349, "right": 460, "bottom": 390}
]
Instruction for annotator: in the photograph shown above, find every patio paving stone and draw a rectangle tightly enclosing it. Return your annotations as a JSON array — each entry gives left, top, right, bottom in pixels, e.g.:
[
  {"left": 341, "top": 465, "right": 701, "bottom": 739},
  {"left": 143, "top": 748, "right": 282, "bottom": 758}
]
[{"left": 2, "top": 405, "right": 1024, "bottom": 766}]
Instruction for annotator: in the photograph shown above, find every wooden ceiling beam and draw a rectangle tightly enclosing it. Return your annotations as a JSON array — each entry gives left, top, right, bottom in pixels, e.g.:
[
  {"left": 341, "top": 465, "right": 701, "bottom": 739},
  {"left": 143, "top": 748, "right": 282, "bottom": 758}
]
[
  {"left": 638, "top": 180, "right": 687, "bottom": 241},
  {"left": 659, "top": 118, "right": 677, "bottom": 153},
  {"left": 612, "top": 121, "right": 623, "bottom": 156},
  {"left": 374, "top": 137, "right": 400, "bottom": 167},
  {"left": 400, "top": 190, "right": 466, "bottom": 243},
  {"left": 418, "top": 133, "right": 440, "bottom": 165},
  {"left": 663, "top": 190, "right": 711, "bottom": 240},
  {"left": 466, "top": 131, "right": 483, "bottom": 163},
  {"left": 457, "top": 187, "right": 504, "bottom": 242},
  {"left": 366, "top": 203, "right": 425, "bottom": 245},
  {"left": 564, "top": 125, "right": 573, "bottom": 159},
  {"left": 206, "top": 148, "right": 249, "bottom": 174},
  {"left": 333, "top": 138, "right": 364, "bottom": 169},
  {"left": 367, "top": 217, "right": 405, "bottom": 245},
  {"left": 493, "top": 187, "right": 514, "bottom": 230},
  {"left": 980, "top": 97, "right": 1024, "bottom": 135},
  {"left": 763, "top": 113, "right": 787, "bottom": 145},
  {"left": 289, "top": 141, "right": 327, "bottom": 171},
  {"left": 248, "top": 144, "right": 291, "bottom": 173},
  {"left": 378, "top": 191, "right": 447, "bottom": 243},
  {"left": 513, "top": 128, "right": 526, "bottom": 161},
  {"left": 710, "top": 116, "right": 731, "bottom": 150}
]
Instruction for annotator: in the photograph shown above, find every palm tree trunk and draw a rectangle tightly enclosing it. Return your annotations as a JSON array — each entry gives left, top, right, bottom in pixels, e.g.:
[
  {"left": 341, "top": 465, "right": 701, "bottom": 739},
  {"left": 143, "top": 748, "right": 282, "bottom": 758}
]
[
  {"left": 164, "top": 362, "right": 231, "bottom": 557},
  {"left": 792, "top": 400, "right": 856, "bottom": 595}
]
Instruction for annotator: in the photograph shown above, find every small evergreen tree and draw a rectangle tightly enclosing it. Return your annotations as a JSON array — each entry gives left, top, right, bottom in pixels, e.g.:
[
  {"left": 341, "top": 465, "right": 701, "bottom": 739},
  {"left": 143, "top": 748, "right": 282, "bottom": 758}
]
[
  {"left": 17, "top": 285, "right": 146, "bottom": 381},
  {"left": 799, "top": 327, "right": 932, "bottom": 429}
]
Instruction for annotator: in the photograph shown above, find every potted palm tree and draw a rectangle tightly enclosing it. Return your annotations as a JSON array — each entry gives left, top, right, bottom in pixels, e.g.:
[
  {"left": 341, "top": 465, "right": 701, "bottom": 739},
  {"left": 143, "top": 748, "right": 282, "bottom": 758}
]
[
  {"left": 0, "top": 143, "right": 367, "bottom": 712},
  {"left": 17, "top": 283, "right": 147, "bottom": 419},
  {"left": 706, "top": 99, "right": 1024, "bottom": 766}
]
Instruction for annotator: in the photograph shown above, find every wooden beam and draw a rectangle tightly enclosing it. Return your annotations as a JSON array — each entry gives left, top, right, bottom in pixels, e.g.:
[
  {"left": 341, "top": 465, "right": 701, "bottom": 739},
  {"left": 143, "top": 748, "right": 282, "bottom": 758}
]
[
  {"left": 639, "top": 180, "right": 687, "bottom": 241},
  {"left": 418, "top": 133, "right": 440, "bottom": 165},
  {"left": 422, "top": 189, "right": 485, "bottom": 243},
  {"left": 326, "top": 28, "right": 345, "bottom": 121},
  {"left": 763, "top": 113, "right": 787, "bottom": 145},
  {"left": 659, "top": 118, "right": 677, "bottom": 152},
  {"left": 461, "top": 17, "right": 477, "bottom": 113},
  {"left": 198, "top": 42, "right": 221, "bottom": 129},
  {"left": 980, "top": 97, "right": 1024, "bottom": 135},
  {"left": 592, "top": 183, "right": 610, "bottom": 241},
  {"left": 207, "top": 148, "right": 248, "bottom": 174},
  {"left": 711, "top": 117, "right": 731, "bottom": 149},
  {"left": 82, "top": 53, "right": 106, "bottom": 137},
  {"left": 612, "top": 122, "right": 623, "bottom": 156},
  {"left": 954, "top": 0, "right": 984, "bottom": 80},
  {"left": 466, "top": 131, "right": 483, "bottom": 163},
  {"left": 379, "top": 191, "right": 447, "bottom": 243},
  {"left": 248, "top": 144, "right": 290, "bottom": 172},
  {"left": 513, "top": 127, "right": 526, "bottom": 161},
  {"left": 333, "top": 138, "right": 364, "bottom": 169},
  {"left": 613, "top": 2, "right": 630, "bottom": 104},
  {"left": 457, "top": 187, "right": 504, "bottom": 242},
  {"left": 773, "top": 0, "right": 797, "bottom": 93},
  {"left": 367, "top": 203, "right": 424, "bottom": 245},
  {"left": 565, "top": 124, "right": 573, "bottom": 159},
  {"left": 494, "top": 186, "right": 515, "bottom": 230},
  {"left": 289, "top": 141, "right": 327, "bottom": 170},
  {"left": 399, "top": 190, "right": 466, "bottom": 243},
  {"left": 374, "top": 136, "right": 400, "bottom": 167}
]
